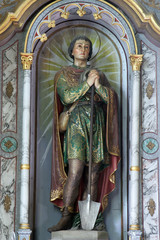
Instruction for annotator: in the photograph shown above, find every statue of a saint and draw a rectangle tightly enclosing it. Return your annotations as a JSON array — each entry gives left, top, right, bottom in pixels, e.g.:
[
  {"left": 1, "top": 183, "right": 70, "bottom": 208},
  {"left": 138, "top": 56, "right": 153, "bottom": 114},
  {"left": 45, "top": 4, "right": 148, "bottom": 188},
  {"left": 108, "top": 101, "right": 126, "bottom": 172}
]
[{"left": 48, "top": 35, "right": 120, "bottom": 232}]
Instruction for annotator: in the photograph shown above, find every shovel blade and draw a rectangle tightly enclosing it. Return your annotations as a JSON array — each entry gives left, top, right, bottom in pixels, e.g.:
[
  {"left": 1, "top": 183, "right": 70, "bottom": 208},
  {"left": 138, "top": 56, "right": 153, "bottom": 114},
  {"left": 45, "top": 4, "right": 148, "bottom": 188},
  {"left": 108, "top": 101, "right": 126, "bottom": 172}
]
[{"left": 78, "top": 194, "right": 100, "bottom": 230}]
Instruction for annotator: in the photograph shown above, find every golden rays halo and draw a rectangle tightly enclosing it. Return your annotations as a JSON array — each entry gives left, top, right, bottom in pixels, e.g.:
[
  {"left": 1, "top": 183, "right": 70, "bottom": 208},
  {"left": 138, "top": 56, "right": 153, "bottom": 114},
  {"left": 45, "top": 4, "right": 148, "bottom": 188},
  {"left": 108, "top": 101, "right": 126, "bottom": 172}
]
[{"left": 37, "top": 26, "right": 121, "bottom": 165}]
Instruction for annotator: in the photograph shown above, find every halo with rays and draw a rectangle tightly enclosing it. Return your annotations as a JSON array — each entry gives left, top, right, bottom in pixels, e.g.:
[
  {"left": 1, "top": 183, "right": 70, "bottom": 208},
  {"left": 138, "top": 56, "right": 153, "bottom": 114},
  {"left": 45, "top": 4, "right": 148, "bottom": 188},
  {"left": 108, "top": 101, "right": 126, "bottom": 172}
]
[{"left": 37, "top": 26, "right": 121, "bottom": 166}]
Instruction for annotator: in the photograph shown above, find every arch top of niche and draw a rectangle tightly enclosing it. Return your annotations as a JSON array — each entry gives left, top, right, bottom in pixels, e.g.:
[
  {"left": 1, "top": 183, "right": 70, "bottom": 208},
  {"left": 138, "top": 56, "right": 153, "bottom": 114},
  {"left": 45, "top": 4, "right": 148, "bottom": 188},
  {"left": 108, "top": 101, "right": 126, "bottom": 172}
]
[{"left": 24, "top": 0, "right": 138, "bottom": 55}]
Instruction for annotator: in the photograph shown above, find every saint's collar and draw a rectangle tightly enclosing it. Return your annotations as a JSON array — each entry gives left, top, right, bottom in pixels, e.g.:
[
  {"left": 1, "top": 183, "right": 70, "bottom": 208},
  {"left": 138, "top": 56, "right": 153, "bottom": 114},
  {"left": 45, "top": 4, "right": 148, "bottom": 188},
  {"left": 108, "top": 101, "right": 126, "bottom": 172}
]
[{"left": 72, "top": 64, "right": 90, "bottom": 70}]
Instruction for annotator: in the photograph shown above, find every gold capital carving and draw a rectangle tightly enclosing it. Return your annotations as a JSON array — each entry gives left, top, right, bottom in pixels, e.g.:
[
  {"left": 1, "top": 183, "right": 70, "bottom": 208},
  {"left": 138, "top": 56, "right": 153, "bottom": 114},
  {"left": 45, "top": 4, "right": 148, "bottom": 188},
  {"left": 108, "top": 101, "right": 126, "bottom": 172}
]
[
  {"left": 130, "top": 166, "right": 140, "bottom": 171},
  {"left": 21, "top": 53, "right": 33, "bottom": 70},
  {"left": 130, "top": 54, "right": 143, "bottom": 71}
]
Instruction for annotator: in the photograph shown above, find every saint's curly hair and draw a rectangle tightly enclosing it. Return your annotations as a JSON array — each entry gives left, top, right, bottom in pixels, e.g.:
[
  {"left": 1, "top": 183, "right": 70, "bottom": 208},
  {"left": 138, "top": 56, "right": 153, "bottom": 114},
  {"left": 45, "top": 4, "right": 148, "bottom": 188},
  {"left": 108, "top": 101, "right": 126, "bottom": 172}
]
[{"left": 68, "top": 35, "right": 93, "bottom": 61}]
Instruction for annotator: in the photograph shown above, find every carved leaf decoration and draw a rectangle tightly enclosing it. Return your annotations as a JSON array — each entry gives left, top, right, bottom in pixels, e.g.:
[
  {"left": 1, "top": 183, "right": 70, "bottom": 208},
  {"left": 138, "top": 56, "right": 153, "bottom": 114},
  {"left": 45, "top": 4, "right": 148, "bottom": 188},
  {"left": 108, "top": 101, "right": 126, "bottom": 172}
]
[
  {"left": 146, "top": 82, "right": 154, "bottom": 99},
  {"left": 147, "top": 141, "right": 155, "bottom": 150},
  {"left": 6, "top": 81, "right": 14, "bottom": 98},
  {"left": 148, "top": 198, "right": 155, "bottom": 216},
  {"left": 4, "top": 140, "right": 13, "bottom": 149},
  {"left": 4, "top": 195, "right": 11, "bottom": 212}
]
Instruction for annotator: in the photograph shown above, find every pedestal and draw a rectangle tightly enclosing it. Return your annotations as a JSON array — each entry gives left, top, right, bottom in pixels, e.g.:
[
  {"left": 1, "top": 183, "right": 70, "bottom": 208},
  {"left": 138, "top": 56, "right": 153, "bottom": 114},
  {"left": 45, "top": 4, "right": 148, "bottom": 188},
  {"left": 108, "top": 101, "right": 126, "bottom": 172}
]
[
  {"left": 51, "top": 230, "right": 108, "bottom": 240},
  {"left": 128, "top": 230, "right": 142, "bottom": 240}
]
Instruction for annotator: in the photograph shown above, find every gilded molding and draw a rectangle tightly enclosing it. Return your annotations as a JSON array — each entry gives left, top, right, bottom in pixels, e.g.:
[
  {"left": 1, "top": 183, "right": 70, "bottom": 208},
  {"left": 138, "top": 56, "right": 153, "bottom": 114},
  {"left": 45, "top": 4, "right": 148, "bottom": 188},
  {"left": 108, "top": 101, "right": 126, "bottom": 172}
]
[
  {"left": 24, "top": 1, "right": 137, "bottom": 54},
  {"left": 123, "top": 0, "right": 160, "bottom": 34},
  {"left": 21, "top": 164, "right": 30, "bottom": 170},
  {"left": 0, "top": 0, "right": 160, "bottom": 43},
  {"left": 19, "top": 223, "right": 30, "bottom": 229},
  {"left": 21, "top": 53, "right": 33, "bottom": 70},
  {"left": 0, "top": 0, "right": 37, "bottom": 34},
  {"left": 141, "top": 0, "right": 160, "bottom": 10},
  {"left": 130, "top": 54, "right": 143, "bottom": 71},
  {"left": 130, "top": 166, "right": 140, "bottom": 171},
  {"left": 129, "top": 224, "right": 140, "bottom": 230}
]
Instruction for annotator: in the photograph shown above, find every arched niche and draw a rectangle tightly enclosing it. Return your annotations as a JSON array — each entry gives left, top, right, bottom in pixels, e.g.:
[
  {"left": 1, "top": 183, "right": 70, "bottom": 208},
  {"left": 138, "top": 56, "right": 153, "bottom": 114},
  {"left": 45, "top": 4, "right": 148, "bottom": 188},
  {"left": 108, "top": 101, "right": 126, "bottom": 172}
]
[{"left": 20, "top": 1, "right": 139, "bottom": 240}]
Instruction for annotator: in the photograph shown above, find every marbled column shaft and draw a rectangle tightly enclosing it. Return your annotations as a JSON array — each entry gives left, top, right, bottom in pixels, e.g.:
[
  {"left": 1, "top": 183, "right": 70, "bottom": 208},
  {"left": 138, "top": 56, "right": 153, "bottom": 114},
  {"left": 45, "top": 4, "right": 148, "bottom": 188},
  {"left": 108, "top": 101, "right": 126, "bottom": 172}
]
[
  {"left": 129, "top": 71, "right": 141, "bottom": 228},
  {"left": 20, "top": 70, "right": 31, "bottom": 226}
]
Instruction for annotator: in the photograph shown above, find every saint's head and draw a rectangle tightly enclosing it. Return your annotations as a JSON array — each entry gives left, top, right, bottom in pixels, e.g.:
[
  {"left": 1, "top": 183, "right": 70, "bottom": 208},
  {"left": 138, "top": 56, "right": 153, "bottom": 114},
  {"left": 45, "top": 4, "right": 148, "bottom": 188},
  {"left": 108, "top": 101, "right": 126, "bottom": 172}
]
[{"left": 68, "top": 36, "right": 93, "bottom": 62}]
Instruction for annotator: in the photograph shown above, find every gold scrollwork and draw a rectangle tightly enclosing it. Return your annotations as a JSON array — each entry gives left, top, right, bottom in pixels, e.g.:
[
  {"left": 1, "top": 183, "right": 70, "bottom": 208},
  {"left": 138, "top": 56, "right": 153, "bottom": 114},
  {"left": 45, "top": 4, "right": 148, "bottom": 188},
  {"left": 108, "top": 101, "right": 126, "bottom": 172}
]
[
  {"left": 130, "top": 54, "right": 143, "bottom": 71},
  {"left": 21, "top": 53, "right": 33, "bottom": 70},
  {"left": 24, "top": 2, "right": 137, "bottom": 55}
]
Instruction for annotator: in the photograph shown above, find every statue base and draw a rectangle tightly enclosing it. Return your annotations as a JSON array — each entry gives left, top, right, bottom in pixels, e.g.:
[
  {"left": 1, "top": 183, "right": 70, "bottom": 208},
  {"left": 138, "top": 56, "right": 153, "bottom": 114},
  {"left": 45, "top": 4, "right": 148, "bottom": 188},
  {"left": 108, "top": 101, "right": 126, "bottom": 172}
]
[{"left": 51, "top": 230, "right": 108, "bottom": 240}]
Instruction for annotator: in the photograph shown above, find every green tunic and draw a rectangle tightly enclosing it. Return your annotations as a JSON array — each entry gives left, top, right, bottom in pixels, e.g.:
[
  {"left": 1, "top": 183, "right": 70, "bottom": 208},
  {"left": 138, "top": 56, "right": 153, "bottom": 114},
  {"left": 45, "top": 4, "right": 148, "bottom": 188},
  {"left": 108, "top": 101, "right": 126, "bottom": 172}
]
[{"left": 57, "top": 66, "right": 109, "bottom": 165}]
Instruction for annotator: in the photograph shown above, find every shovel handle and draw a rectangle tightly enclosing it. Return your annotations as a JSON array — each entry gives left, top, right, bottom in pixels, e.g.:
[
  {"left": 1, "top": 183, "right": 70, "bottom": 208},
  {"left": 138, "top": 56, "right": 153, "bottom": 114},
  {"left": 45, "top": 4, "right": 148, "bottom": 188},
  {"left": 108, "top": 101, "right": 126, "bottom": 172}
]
[{"left": 88, "top": 85, "right": 95, "bottom": 195}]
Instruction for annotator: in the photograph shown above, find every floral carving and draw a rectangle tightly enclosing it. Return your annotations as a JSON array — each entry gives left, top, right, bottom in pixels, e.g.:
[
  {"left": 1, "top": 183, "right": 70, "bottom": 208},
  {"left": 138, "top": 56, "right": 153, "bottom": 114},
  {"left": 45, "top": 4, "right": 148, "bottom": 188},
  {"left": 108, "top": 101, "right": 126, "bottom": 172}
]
[
  {"left": 40, "top": 33, "right": 47, "bottom": 42},
  {"left": 76, "top": 9, "right": 86, "bottom": 17},
  {"left": 148, "top": 198, "right": 156, "bottom": 216},
  {"left": 146, "top": 82, "right": 154, "bottom": 99},
  {"left": 93, "top": 13, "right": 102, "bottom": 20},
  {"left": 4, "top": 140, "right": 13, "bottom": 149},
  {"left": 48, "top": 20, "right": 55, "bottom": 28},
  {"left": 4, "top": 195, "right": 11, "bottom": 212},
  {"left": 6, "top": 81, "right": 14, "bottom": 98},
  {"left": 147, "top": 141, "right": 155, "bottom": 150},
  {"left": 61, "top": 11, "right": 70, "bottom": 19}
]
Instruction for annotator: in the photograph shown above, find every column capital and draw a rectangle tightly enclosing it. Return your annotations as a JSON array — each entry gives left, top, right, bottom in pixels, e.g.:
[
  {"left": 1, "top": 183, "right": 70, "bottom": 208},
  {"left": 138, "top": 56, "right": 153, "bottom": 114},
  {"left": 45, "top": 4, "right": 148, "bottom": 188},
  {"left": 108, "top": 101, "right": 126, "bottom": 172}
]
[
  {"left": 21, "top": 53, "right": 33, "bottom": 70},
  {"left": 130, "top": 54, "right": 143, "bottom": 71}
]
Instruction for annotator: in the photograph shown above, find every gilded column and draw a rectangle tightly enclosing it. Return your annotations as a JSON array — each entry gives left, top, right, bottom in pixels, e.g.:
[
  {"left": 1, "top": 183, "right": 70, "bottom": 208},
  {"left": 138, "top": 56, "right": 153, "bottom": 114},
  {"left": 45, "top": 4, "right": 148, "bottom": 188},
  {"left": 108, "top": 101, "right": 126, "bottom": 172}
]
[
  {"left": 128, "top": 55, "right": 143, "bottom": 240},
  {"left": 17, "top": 53, "right": 33, "bottom": 240}
]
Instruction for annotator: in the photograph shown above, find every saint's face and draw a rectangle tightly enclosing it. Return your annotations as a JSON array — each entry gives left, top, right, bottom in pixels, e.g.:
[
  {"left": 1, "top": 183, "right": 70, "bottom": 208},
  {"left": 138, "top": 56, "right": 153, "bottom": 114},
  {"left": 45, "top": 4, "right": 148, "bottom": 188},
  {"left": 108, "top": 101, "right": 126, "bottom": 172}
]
[{"left": 72, "top": 39, "right": 90, "bottom": 62}]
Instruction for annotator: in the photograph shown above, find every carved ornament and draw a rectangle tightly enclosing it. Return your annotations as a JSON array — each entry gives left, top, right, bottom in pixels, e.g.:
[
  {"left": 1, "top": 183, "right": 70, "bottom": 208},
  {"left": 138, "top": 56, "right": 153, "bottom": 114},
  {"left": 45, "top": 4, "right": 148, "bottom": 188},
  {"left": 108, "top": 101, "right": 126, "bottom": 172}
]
[
  {"left": 4, "top": 195, "right": 11, "bottom": 212},
  {"left": 148, "top": 198, "right": 155, "bottom": 216},
  {"left": 147, "top": 141, "right": 155, "bottom": 150},
  {"left": 123, "top": 0, "right": 160, "bottom": 35},
  {"left": 146, "top": 82, "right": 154, "bottom": 99},
  {"left": 130, "top": 54, "right": 143, "bottom": 71},
  {"left": 6, "top": 81, "right": 14, "bottom": 98},
  {"left": 21, "top": 53, "right": 33, "bottom": 70},
  {"left": 24, "top": 2, "right": 137, "bottom": 55}
]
